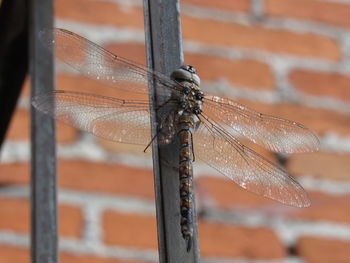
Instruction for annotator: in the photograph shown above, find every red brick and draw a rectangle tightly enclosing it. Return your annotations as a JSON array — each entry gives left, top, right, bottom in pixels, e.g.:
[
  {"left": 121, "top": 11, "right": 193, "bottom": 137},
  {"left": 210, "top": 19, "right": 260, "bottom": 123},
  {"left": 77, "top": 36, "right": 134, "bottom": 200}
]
[
  {"left": 292, "top": 192, "right": 350, "bottom": 225},
  {"left": 187, "top": 54, "right": 274, "bottom": 89},
  {"left": 183, "top": 0, "right": 250, "bottom": 12},
  {"left": 0, "top": 245, "right": 28, "bottom": 263},
  {"left": 60, "top": 204, "right": 84, "bottom": 238},
  {"left": 197, "top": 176, "right": 278, "bottom": 209},
  {"left": 6, "top": 107, "right": 78, "bottom": 143},
  {"left": 198, "top": 175, "right": 350, "bottom": 224},
  {"left": 103, "top": 211, "right": 285, "bottom": 258},
  {"left": 6, "top": 108, "right": 30, "bottom": 140},
  {"left": 199, "top": 221, "right": 285, "bottom": 259},
  {"left": 0, "top": 162, "right": 29, "bottom": 186},
  {"left": 290, "top": 70, "right": 350, "bottom": 102},
  {"left": 182, "top": 16, "right": 340, "bottom": 60},
  {"left": 103, "top": 211, "right": 158, "bottom": 249},
  {"left": 266, "top": 0, "right": 350, "bottom": 28},
  {"left": 58, "top": 161, "right": 154, "bottom": 199},
  {"left": 56, "top": 0, "right": 340, "bottom": 60},
  {"left": 237, "top": 99, "right": 350, "bottom": 137},
  {"left": 297, "top": 236, "right": 350, "bottom": 263},
  {"left": 56, "top": 0, "right": 144, "bottom": 29},
  {"left": 0, "top": 199, "right": 29, "bottom": 233},
  {"left": 287, "top": 152, "right": 350, "bottom": 181},
  {"left": 106, "top": 42, "right": 275, "bottom": 90},
  {"left": 0, "top": 198, "right": 82, "bottom": 238},
  {"left": 62, "top": 252, "right": 146, "bottom": 263},
  {"left": 0, "top": 161, "right": 154, "bottom": 199},
  {"left": 0, "top": 245, "right": 146, "bottom": 263}
]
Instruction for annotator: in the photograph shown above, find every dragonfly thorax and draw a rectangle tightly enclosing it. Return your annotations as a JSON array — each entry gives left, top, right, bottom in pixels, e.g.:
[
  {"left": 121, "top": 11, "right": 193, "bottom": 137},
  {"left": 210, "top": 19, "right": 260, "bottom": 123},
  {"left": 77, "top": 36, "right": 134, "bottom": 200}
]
[{"left": 171, "top": 65, "right": 203, "bottom": 115}]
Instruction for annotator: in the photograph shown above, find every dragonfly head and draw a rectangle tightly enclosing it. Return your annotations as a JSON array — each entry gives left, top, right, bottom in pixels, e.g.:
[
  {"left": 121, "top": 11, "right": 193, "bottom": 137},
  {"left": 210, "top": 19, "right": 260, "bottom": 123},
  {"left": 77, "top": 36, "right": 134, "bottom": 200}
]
[{"left": 171, "top": 64, "right": 201, "bottom": 86}]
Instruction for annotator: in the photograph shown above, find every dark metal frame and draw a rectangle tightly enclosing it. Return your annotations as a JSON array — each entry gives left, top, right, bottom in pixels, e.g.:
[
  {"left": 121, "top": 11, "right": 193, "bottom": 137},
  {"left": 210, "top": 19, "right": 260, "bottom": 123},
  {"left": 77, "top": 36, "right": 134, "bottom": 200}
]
[
  {"left": 29, "top": 0, "right": 57, "bottom": 262},
  {"left": 144, "top": 0, "right": 200, "bottom": 262}
]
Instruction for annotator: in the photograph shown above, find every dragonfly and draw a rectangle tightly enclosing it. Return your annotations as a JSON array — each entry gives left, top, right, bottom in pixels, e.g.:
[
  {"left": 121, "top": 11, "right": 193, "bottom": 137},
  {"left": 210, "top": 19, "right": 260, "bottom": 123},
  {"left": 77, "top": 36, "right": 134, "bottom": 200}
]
[{"left": 33, "top": 28, "right": 319, "bottom": 251}]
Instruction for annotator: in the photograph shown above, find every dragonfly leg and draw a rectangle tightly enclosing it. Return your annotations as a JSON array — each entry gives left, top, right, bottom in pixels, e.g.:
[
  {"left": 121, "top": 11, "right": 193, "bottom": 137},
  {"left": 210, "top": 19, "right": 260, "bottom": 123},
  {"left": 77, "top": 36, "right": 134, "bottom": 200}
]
[
  {"left": 186, "top": 235, "right": 192, "bottom": 252},
  {"left": 143, "top": 132, "right": 158, "bottom": 152}
]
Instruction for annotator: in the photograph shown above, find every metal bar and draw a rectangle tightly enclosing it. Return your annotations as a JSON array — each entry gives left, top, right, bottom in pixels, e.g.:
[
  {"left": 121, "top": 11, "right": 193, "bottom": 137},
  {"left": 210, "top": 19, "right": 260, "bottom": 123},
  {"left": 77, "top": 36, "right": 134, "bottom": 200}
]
[
  {"left": 0, "top": 0, "right": 28, "bottom": 147},
  {"left": 29, "top": 0, "right": 57, "bottom": 262},
  {"left": 143, "top": 1, "right": 200, "bottom": 262}
]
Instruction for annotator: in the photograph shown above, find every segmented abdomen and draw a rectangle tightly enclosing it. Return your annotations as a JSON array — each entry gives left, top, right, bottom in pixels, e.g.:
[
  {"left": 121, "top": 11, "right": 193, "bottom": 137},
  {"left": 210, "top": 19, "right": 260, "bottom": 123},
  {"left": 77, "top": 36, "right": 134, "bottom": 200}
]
[{"left": 178, "top": 115, "right": 195, "bottom": 251}]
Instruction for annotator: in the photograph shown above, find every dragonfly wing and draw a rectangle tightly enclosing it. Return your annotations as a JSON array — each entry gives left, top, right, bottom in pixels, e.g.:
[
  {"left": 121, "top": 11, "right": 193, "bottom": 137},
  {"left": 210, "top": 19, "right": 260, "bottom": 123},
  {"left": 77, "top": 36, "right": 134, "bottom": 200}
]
[
  {"left": 203, "top": 96, "right": 319, "bottom": 153},
  {"left": 194, "top": 115, "right": 310, "bottom": 207},
  {"left": 40, "top": 28, "right": 180, "bottom": 96},
  {"left": 33, "top": 90, "right": 151, "bottom": 145}
]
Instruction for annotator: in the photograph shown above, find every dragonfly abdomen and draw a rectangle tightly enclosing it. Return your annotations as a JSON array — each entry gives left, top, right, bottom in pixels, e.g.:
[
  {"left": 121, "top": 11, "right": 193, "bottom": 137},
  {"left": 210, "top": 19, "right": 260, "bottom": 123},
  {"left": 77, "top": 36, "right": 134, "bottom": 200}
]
[{"left": 177, "top": 114, "right": 196, "bottom": 251}]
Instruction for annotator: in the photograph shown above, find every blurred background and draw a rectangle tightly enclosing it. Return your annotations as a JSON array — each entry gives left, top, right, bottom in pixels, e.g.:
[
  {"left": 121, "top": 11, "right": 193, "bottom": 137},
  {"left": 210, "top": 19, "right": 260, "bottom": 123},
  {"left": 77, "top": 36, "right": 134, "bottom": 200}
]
[{"left": 1, "top": 0, "right": 350, "bottom": 262}]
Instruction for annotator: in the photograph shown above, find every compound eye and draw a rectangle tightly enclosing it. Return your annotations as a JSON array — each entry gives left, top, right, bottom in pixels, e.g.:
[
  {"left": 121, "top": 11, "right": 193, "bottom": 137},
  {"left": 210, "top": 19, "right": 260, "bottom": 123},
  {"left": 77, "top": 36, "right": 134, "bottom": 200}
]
[{"left": 188, "top": 65, "right": 196, "bottom": 73}]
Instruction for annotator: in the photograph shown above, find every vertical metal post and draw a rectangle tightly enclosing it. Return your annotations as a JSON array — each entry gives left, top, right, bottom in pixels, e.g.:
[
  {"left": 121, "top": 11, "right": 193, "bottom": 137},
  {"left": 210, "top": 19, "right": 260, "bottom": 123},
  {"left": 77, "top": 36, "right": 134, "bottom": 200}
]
[
  {"left": 143, "top": 0, "right": 200, "bottom": 262},
  {"left": 29, "top": 0, "right": 57, "bottom": 262}
]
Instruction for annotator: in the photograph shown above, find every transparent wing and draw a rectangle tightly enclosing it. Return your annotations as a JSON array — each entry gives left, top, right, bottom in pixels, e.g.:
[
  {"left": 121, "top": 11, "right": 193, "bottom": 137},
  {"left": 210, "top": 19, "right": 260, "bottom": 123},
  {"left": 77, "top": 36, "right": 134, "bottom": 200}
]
[
  {"left": 194, "top": 114, "right": 310, "bottom": 207},
  {"left": 41, "top": 28, "right": 180, "bottom": 96},
  {"left": 32, "top": 90, "right": 152, "bottom": 145},
  {"left": 203, "top": 96, "right": 319, "bottom": 153}
]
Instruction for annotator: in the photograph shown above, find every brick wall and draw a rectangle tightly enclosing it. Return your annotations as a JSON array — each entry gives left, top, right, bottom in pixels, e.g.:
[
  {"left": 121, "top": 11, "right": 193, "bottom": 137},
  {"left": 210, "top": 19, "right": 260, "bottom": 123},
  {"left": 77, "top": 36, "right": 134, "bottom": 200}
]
[{"left": 1, "top": 0, "right": 350, "bottom": 262}]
